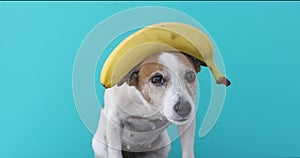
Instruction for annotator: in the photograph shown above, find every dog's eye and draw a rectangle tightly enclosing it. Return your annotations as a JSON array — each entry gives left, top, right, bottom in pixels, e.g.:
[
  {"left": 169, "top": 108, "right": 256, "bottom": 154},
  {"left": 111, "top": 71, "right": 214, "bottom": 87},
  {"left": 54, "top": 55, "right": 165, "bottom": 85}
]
[
  {"left": 185, "top": 71, "right": 196, "bottom": 83},
  {"left": 151, "top": 74, "right": 164, "bottom": 86}
]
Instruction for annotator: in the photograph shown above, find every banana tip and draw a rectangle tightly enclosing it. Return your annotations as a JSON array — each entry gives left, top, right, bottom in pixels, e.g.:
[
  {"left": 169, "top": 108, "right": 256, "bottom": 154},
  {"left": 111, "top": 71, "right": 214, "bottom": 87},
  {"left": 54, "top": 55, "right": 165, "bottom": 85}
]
[
  {"left": 101, "top": 82, "right": 109, "bottom": 89},
  {"left": 217, "top": 76, "right": 231, "bottom": 87}
]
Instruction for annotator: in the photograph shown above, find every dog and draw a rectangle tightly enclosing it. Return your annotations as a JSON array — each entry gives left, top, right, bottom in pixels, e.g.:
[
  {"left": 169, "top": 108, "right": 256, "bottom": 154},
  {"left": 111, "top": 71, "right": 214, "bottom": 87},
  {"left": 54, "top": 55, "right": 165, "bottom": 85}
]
[{"left": 92, "top": 51, "right": 204, "bottom": 158}]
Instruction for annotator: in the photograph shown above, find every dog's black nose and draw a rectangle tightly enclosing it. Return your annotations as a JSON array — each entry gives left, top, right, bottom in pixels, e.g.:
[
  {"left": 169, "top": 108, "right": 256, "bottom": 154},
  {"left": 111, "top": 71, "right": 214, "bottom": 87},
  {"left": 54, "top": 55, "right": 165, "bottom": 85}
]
[{"left": 173, "top": 100, "right": 192, "bottom": 117}]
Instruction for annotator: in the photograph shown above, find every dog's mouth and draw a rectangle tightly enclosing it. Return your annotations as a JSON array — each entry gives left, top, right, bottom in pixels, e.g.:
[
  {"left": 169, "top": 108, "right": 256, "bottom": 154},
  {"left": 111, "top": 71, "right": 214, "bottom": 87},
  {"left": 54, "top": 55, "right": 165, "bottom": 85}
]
[
  {"left": 168, "top": 117, "right": 189, "bottom": 125},
  {"left": 174, "top": 118, "right": 188, "bottom": 122}
]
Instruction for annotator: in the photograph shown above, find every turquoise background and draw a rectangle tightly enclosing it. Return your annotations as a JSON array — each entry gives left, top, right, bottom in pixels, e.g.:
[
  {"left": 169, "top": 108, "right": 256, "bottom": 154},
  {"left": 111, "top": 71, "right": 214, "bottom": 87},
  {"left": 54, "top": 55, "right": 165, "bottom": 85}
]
[{"left": 1, "top": 2, "right": 300, "bottom": 158}]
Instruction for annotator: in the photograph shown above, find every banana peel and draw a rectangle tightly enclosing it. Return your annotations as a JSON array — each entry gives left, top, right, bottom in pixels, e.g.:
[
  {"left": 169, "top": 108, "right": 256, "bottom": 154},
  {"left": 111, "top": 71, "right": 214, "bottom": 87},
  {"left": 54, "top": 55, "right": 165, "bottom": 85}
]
[{"left": 100, "top": 22, "right": 230, "bottom": 88}]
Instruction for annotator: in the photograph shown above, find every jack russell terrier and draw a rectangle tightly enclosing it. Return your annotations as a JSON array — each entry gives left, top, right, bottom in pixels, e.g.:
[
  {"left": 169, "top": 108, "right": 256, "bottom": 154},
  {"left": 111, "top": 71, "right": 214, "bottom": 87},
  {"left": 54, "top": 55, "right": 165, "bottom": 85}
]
[{"left": 92, "top": 51, "right": 205, "bottom": 158}]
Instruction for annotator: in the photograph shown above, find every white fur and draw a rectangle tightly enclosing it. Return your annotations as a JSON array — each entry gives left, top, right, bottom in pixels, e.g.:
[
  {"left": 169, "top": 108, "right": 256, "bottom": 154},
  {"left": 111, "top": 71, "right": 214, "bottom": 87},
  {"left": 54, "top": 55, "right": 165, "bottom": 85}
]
[{"left": 92, "top": 52, "right": 196, "bottom": 158}]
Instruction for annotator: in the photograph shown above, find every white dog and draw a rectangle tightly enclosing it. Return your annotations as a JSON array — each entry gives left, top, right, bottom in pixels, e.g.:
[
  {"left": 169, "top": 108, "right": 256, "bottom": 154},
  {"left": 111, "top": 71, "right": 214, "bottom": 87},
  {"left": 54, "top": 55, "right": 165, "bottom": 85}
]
[{"left": 92, "top": 51, "right": 204, "bottom": 158}]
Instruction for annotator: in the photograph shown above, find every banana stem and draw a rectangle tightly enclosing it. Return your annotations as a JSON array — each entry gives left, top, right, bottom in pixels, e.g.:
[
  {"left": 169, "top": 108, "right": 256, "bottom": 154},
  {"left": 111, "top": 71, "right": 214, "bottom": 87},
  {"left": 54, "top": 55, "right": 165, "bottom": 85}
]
[{"left": 205, "top": 58, "right": 231, "bottom": 87}]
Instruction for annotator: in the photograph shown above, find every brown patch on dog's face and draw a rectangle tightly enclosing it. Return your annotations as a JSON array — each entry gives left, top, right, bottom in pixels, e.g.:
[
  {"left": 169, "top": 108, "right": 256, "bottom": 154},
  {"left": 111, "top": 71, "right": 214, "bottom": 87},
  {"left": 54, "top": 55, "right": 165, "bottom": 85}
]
[
  {"left": 136, "top": 62, "right": 165, "bottom": 104},
  {"left": 127, "top": 60, "right": 169, "bottom": 107},
  {"left": 125, "top": 52, "right": 173, "bottom": 108}
]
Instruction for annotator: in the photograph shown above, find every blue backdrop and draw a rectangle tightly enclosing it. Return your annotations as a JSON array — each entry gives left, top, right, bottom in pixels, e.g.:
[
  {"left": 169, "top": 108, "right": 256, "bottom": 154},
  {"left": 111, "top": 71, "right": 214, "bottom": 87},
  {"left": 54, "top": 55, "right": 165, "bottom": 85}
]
[{"left": 1, "top": 2, "right": 300, "bottom": 158}]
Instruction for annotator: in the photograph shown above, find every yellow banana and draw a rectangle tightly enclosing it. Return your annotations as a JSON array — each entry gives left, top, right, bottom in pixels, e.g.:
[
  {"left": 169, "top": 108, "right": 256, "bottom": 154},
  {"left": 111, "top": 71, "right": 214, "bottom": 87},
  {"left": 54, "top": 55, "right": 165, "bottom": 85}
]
[{"left": 100, "top": 22, "right": 230, "bottom": 88}]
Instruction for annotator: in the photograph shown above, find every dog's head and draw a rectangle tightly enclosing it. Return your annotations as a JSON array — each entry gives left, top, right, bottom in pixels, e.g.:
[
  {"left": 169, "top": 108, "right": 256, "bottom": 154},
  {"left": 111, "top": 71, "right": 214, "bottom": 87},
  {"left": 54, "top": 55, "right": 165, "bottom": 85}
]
[{"left": 123, "top": 51, "right": 204, "bottom": 125}]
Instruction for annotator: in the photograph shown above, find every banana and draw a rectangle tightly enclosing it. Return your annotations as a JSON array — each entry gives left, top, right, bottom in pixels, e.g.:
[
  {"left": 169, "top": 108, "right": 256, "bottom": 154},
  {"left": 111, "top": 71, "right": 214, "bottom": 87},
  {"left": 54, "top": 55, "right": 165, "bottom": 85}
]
[{"left": 100, "top": 22, "right": 230, "bottom": 88}]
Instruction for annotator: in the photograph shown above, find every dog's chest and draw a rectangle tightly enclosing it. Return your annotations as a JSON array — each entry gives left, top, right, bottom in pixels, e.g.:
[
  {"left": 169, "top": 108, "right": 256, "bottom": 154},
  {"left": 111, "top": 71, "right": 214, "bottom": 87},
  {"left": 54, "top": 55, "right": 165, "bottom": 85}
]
[
  {"left": 121, "top": 115, "right": 170, "bottom": 150},
  {"left": 123, "top": 115, "right": 169, "bottom": 132}
]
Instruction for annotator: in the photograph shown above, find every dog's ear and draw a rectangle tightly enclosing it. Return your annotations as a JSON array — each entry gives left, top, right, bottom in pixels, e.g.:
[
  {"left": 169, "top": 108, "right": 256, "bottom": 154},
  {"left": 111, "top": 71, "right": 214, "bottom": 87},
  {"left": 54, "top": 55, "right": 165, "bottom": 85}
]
[
  {"left": 127, "top": 69, "right": 139, "bottom": 86},
  {"left": 183, "top": 53, "right": 207, "bottom": 73},
  {"left": 117, "top": 65, "right": 139, "bottom": 87}
]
